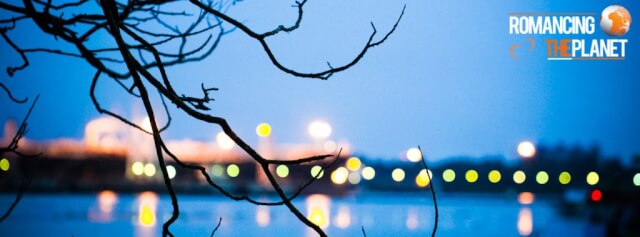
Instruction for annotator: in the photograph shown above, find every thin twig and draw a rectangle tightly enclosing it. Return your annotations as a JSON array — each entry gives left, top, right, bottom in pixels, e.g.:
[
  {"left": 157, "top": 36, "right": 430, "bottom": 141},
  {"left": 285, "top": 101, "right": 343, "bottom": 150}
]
[
  {"left": 418, "top": 145, "right": 438, "bottom": 237},
  {"left": 210, "top": 217, "right": 222, "bottom": 237}
]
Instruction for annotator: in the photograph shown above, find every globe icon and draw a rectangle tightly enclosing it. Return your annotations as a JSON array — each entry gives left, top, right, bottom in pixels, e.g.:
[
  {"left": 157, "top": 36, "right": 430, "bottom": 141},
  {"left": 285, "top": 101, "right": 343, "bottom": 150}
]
[{"left": 600, "top": 5, "right": 632, "bottom": 36}]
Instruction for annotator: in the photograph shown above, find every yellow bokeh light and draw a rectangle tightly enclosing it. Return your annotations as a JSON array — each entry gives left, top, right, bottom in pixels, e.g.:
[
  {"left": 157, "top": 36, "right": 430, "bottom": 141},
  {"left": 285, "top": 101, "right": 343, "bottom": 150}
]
[
  {"left": 415, "top": 169, "right": 432, "bottom": 187},
  {"left": 309, "top": 207, "right": 327, "bottom": 229},
  {"left": 513, "top": 170, "right": 526, "bottom": 184},
  {"left": 131, "top": 161, "right": 144, "bottom": 176},
  {"left": 0, "top": 158, "right": 9, "bottom": 172},
  {"left": 559, "top": 171, "right": 571, "bottom": 185},
  {"left": 361, "top": 167, "right": 375, "bottom": 180},
  {"left": 536, "top": 171, "right": 549, "bottom": 184},
  {"left": 442, "top": 169, "right": 456, "bottom": 182},
  {"left": 465, "top": 170, "right": 478, "bottom": 183},
  {"left": 517, "top": 141, "right": 536, "bottom": 158},
  {"left": 331, "top": 167, "right": 349, "bottom": 185},
  {"left": 137, "top": 192, "right": 158, "bottom": 227},
  {"left": 488, "top": 170, "right": 501, "bottom": 183},
  {"left": 392, "top": 168, "right": 405, "bottom": 182},
  {"left": 139, "top": 203, "right": 155, "bottom": 226},
  {"left": 586, "top": 171, "right": 599, "bottom": 185},
  {"left": 346, "top": 157, "right": 362, "bottom": 171},
  {"left": 166, "top": 165, "right": 176, "bottom": 179},
  {"left": 406, "top": 148, "right": 422, "bottom": 163},
  {"left": 310, "top": 165, "right": 324, "bottom": 179},
  {"left": 256, "top": 123, "right": 272, "bottom": 137},
  {"left": 276, "top": 165, "right": 289, "bottom": 178},
  {"left": 143, "top": 163, "right": 156, "bottom": 177},
  {"left": 216, "top": 131, "right": 235, "bottom": 150},
  {"left": 227, "top": 164, "right": 240, "bottom": 177},
  {"left": 308, "top": 120, "right": 332, "bottom": 139}
]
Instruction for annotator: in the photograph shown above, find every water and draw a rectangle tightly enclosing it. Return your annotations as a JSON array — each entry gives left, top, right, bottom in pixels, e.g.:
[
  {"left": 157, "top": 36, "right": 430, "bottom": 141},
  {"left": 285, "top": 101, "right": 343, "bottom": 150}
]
[{"left": 0, "top": 192, "right": 593, "bottom": 236}]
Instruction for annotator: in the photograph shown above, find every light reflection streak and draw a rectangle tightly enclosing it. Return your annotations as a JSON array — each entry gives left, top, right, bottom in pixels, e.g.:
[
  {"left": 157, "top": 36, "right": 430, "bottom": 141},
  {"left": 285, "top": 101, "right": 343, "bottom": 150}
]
[
  {"left": 517, "top": 207, "right": 533, "bottom": 236},
  {"left": 306, "top": 194, "right": 330, "bottom": 237},
  {"left": 333, "top": 206, "right": 351, "bottom": 229},
  {"left": 135, "top": 191, "right": 159, "bottom": 237},
  {"left": 88, "top": 190, "right": 118, "bottom": 223},
  {"left": 406, "top": 208, "right": 419, "bottom": 230},
  {"left": 256, "top": 206, "right": 270, "bottom": 227}
]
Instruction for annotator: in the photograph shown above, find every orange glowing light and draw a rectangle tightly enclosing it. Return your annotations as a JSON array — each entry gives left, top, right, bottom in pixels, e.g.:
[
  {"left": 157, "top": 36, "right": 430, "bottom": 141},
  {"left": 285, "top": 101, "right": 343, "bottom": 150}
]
[
  {"left": 518, "top": 192, "right": 535, "bottom": 205},
  {"left": 97, "top": 190, "right": 118, "bottom": 213}
]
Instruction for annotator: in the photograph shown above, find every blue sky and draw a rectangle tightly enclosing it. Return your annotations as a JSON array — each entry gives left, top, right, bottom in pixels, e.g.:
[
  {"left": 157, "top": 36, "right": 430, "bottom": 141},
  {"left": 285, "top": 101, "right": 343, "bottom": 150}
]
[{"left": 1, "top": 0, "right": 639, "bottom": 161}]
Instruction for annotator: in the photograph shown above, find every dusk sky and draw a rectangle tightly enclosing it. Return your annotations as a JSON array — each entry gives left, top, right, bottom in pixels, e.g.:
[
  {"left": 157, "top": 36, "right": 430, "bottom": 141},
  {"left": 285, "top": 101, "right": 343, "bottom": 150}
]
[{"left": 1, "top": 0, "right": 639, "bottom": 161}]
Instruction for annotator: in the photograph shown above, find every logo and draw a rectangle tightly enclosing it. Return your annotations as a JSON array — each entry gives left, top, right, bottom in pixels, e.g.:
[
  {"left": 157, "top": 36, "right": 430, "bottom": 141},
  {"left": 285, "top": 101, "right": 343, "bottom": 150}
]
[
  {"left": 508, "top": 5, "right": 631, "bottom": 61},
  {"left": 600, "top": 5, "right": 632, "bottom": 36}
]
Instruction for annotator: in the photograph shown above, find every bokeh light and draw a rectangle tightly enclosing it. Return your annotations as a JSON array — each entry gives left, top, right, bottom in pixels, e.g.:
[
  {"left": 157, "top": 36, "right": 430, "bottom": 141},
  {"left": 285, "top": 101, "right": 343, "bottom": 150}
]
[
  {"left": 392, "top": 168, "right": 405, "bottom": 182},
  {"left": 211, "top": 164, "right": 224, "bottom": 177},
  {"left": 227, "top": 164, "right": 240, "bottom": 177},
  {"left": 361, "top": 167, "right": 375, "bottom": 180},
  {"left": 256, "top": 206, "right": 270, "bottom": 227},
  {"left": 415, "top": 169, "right": 432, "bottom": 187},
  {"left": 634, "top": 173, "right": 640, "bottom": 186},
  {"left": 216, "top": 131, "right": 235, "bottom": 150},
  {"left": 517, "top": 141, "right": 536, "bottom": 158},
  {"left": 465, "top": 170, "right": 478, "bottom": 183},
  {"left": 310, "top": 165, "right": 324, "bottom": 179},
  {"left": 143, "top": 163, "right": 156, "bottom": 177},
  {"left": 348, "top": 172, "right": 361, "bottom": 185},
  {"left": 333, "top": 206, "right": 351, "bottom": 229},
  {"left": 331, "top": 167, "right": 349, "bottom": 185},
  {"left": 97, "top": 190, "right": 118, "bottom": 213},
  {"left": 513, "top": 170, "right": 526, "bottom": 184},
  {"left": 323, "top": 140, "right": 337, "bottom": 153},
  {"left": 406, "top": 147, "right": 422, "bottom": 163},
  {"left": 488, "top": 170, "right": 501, "bottom": 183},
  {"left": 0, "top": 158, "right": 9, "bottom": 171},
  {"left": 518, "top": 192, "right": 535, "bottom": 205},
  {"left": 442, "top": 169, "right": 456, "bottom": 182},
  {"left": 536, "top": 171, "right": 549, "bottom": 184},
  {"left": 586, "top": 171, "right": 599, "bottom": 185},
  {"left": 166, "top": 165, "right": 176, "bottom": 179},
  {"left": 131, "top": 161, "right": 144, "bottom": 176},
  {"left": 346, "top": 157, "right": 362, "bottom": 171},
  {"left": 308, "top": 120, "right": 332, "bottom": 139},
  {"left": 517, "top": 207, "right": 533, "bottom": 236},
  {"left": 276, "top": 165, "right": 289, "bottom": 178},
  {"left": 256, "top": 123, "right": 272, "bottom": 137},
  {"left": 591, "top": 189, "right": 602, "bottom": 202},
  {"left": 559, "top": 171, "right": 571, "bottom": 185}
]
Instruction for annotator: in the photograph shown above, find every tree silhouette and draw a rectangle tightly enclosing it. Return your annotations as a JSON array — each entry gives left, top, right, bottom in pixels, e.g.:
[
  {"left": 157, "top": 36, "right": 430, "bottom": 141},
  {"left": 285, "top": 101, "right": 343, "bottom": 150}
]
[{"left": 0, "top": 0, "right": 406, "bottom": 236}]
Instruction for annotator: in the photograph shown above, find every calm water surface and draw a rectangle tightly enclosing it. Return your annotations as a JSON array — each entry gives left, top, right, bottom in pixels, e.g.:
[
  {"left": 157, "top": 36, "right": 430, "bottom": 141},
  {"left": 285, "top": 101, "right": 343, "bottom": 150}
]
[{"left": 0, "top": 192, "right": 593, "bottom": 236}]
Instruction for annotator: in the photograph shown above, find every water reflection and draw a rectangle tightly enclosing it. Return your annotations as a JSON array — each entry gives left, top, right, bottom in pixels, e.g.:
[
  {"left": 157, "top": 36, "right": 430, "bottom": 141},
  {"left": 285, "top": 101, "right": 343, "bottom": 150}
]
[
  {"left": 517, "top": 207, "right": 533, "bottom": 236},
  {"left": 256, "top": 206, "right": 270, "bottom": 227},
  {"left": 88, "top": 190, "right": 118, "bottom": 222},
  {"left": 406, "top": 208, "right": 419, "bottom": 230},
  {"left": 306, "top": 194, "right": 330, "bottom": 234},
  {"left": 135, "top": 191, "right": 159, "bottom": 237},
  {"left": 333, "top": 206, "right": 351, "bottom": 229}
]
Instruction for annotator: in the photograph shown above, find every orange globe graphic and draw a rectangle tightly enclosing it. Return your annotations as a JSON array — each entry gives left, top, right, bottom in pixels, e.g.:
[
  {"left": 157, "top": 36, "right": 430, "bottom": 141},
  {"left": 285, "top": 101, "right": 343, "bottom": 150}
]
[{"left": 600, "top": 5, "right": 632, "bottom": 36}]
